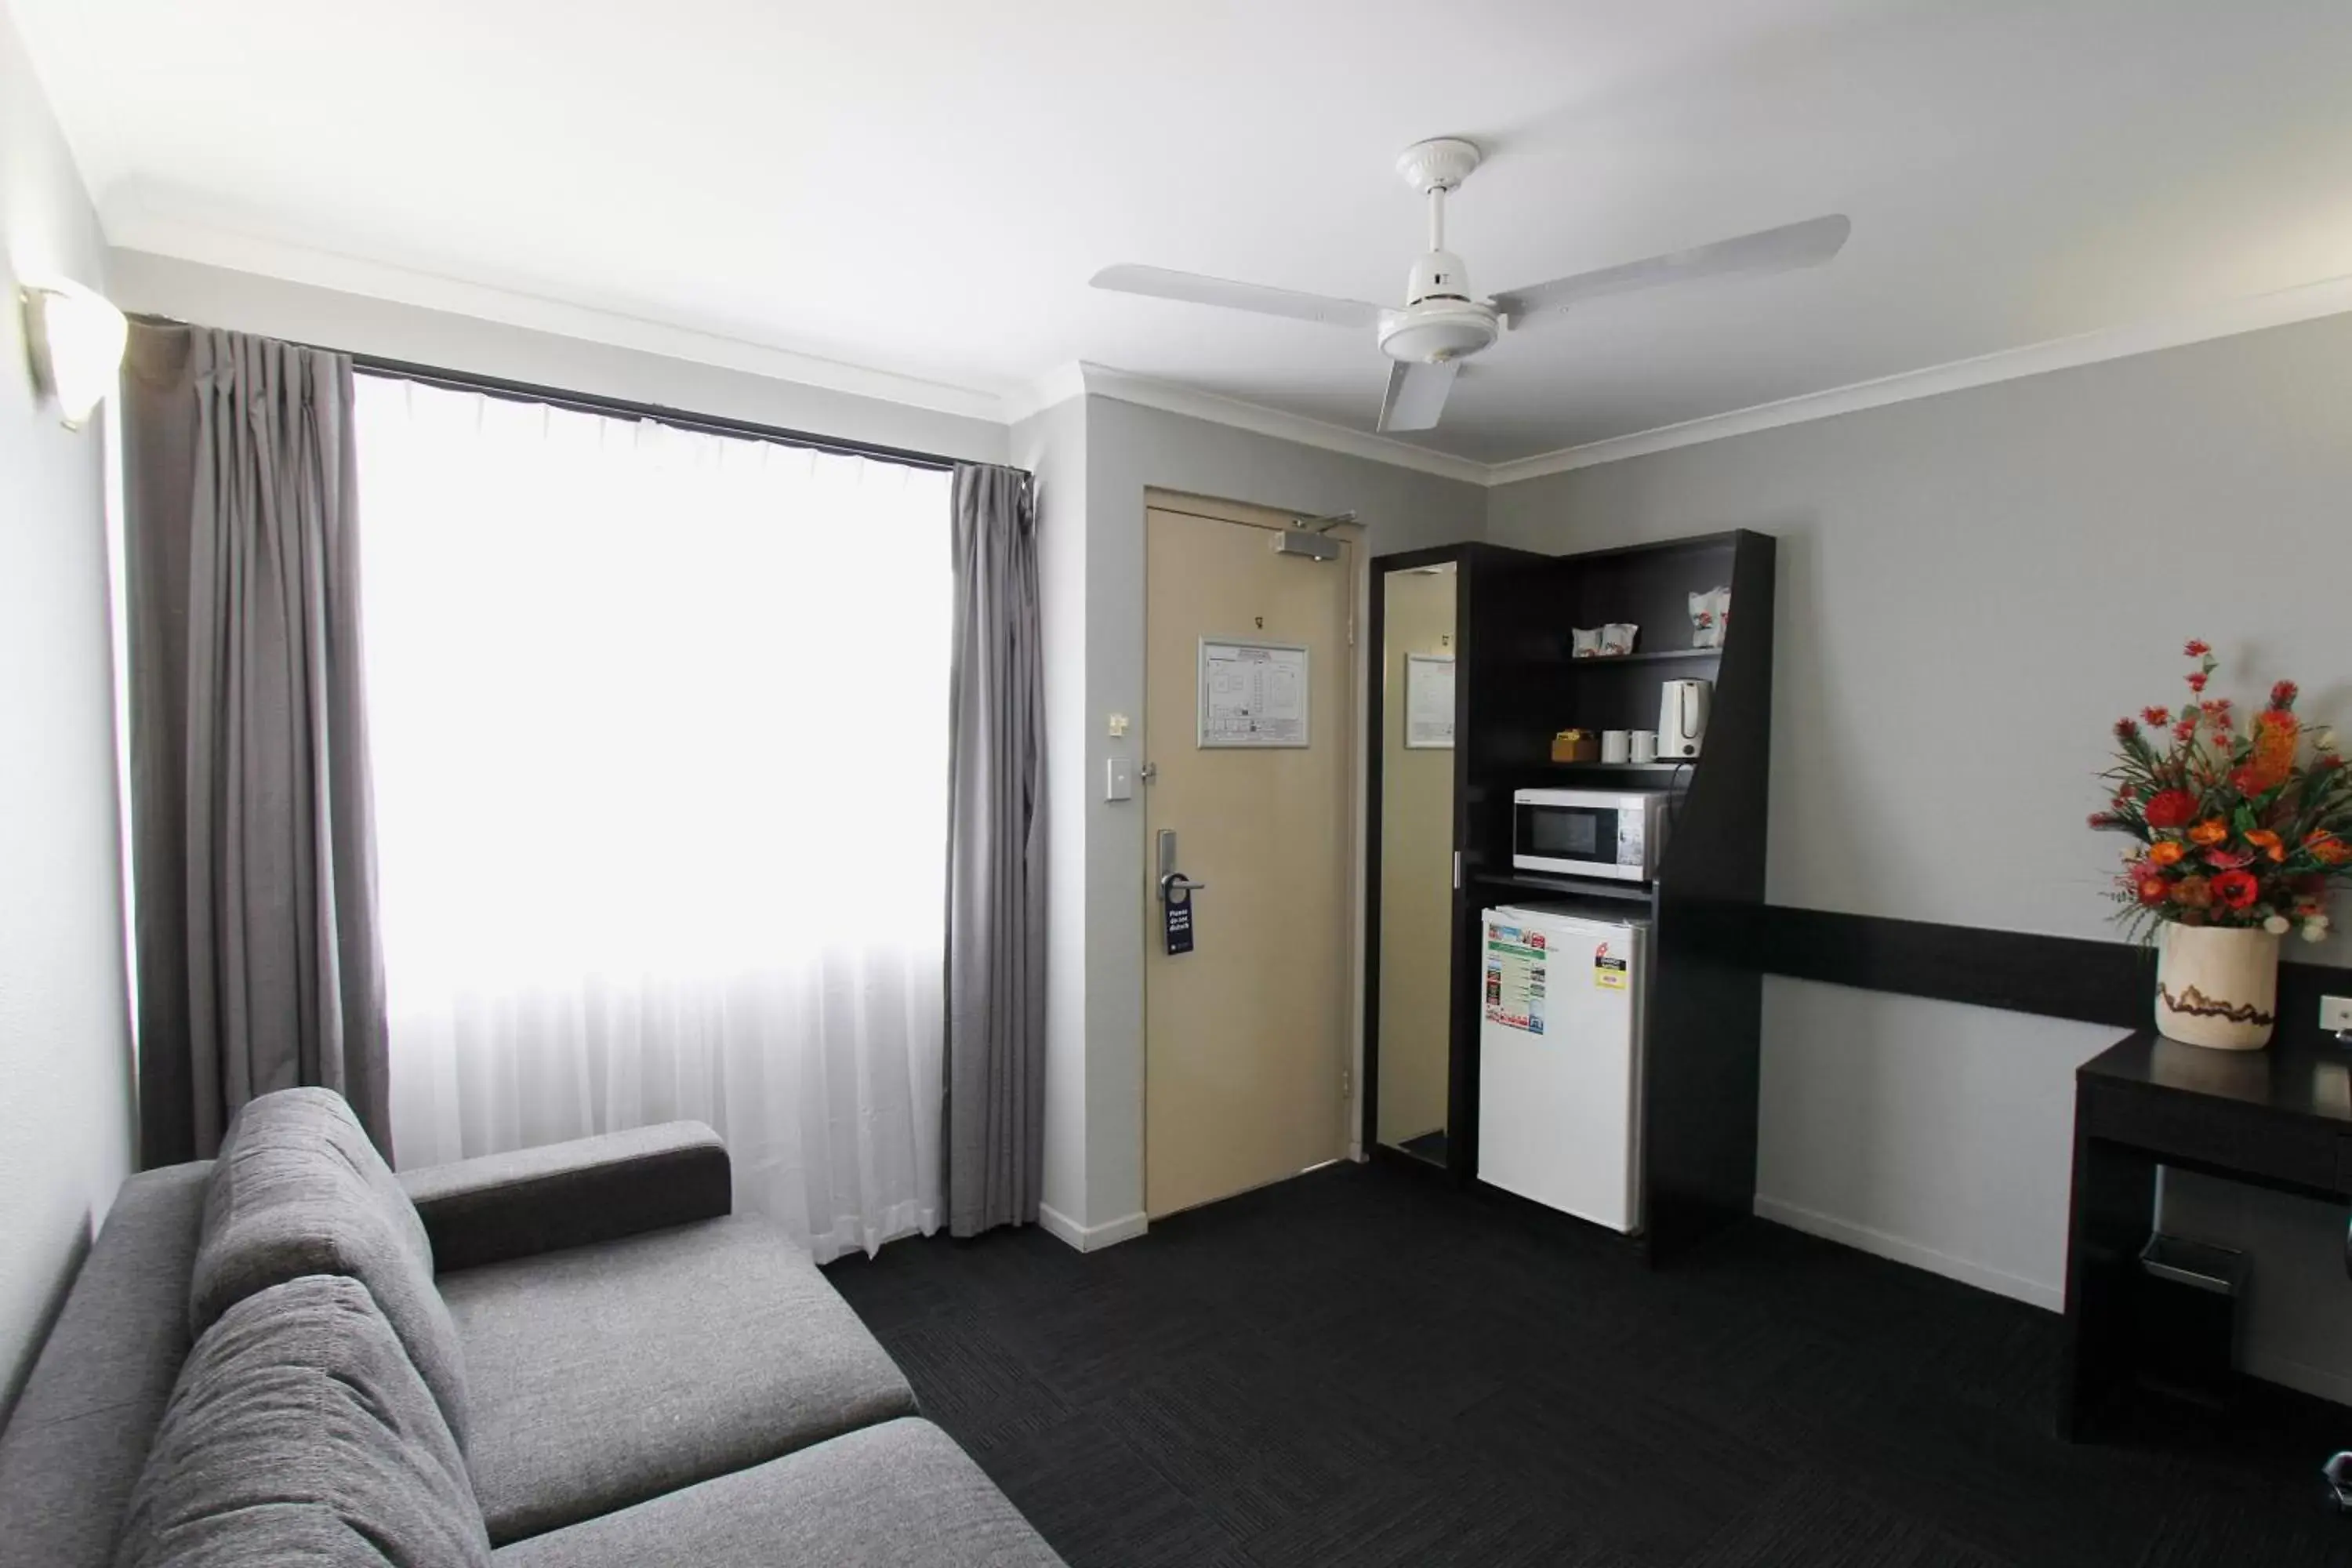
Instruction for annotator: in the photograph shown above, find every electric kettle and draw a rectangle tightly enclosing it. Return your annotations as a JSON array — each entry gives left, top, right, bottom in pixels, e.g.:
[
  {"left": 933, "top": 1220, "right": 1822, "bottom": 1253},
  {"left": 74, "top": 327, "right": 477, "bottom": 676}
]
[{"left": 1658, "top": 679, "right": 1710, "bottom": 758}]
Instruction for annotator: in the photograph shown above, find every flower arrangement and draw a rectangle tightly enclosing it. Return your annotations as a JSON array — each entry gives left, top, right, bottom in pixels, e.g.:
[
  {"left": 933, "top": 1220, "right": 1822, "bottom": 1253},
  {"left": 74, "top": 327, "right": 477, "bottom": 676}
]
[{"left": 2091, "top": 641, "right": 2350, "bottom": 942}]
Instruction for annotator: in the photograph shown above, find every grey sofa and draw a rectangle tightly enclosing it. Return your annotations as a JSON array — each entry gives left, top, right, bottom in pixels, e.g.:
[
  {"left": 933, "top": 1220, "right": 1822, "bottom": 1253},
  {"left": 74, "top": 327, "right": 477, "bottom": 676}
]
[{"left": 0, "top": 1088, "right": 1065, "bottom": 1567}]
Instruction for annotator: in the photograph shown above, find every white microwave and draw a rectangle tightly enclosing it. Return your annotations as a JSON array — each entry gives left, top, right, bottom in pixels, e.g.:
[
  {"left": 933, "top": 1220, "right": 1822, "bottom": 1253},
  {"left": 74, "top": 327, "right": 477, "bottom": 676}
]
[{"left": 1512, "top": 788, "right": 1670, "bottom": 883}]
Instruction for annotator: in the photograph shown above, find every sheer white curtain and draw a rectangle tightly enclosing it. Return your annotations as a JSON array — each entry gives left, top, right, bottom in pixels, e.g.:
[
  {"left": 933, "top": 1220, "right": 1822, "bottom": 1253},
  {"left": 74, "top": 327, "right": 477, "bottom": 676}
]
[{"left": 354, "top": 376, "right": 950, "bottom": 1261}]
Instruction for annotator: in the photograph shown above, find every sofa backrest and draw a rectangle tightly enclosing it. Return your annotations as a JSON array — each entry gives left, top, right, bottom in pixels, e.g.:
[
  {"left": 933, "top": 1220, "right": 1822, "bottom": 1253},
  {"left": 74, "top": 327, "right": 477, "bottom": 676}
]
[{"left": 0, "top": 1163, "right": 211, "bottom": 1568}]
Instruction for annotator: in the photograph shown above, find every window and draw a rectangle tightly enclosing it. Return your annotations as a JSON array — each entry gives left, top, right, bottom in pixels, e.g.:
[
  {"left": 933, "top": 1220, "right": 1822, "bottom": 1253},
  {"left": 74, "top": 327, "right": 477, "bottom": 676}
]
[{"left": 354, "top": 376, "right": 951, "bottom": 1259}]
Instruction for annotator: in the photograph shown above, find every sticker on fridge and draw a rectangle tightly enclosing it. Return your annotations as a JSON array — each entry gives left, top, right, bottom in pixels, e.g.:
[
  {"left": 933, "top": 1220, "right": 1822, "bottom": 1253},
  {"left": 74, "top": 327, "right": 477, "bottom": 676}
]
[
  {"left": 1483, "top": 924, "right": 1548, "bottom": 1035},
  {"left": 1594, "top": 939, "right": 1629, "bottom": 991}
]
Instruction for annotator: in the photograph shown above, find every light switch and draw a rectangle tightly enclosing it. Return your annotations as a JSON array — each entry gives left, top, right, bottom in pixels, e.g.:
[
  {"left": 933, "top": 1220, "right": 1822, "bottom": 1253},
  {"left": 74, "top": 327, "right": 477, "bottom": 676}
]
[
  {"left": 1107, "top": 713, "right": 1130, "bottom": 738},
  {"left": 1105, "top": 757, "right": 1136, "bottom": 802}
]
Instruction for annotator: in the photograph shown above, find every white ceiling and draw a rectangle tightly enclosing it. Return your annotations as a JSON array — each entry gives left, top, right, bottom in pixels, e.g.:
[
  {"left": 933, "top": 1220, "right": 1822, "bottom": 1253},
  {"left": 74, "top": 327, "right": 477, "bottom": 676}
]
[{"left": 15, "top": 0, "right": 2352, "bottom": 464}]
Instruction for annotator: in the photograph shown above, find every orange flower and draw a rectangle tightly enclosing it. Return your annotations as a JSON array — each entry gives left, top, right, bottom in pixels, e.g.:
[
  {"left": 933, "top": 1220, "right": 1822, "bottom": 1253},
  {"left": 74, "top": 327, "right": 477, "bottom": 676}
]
[
  {"left": 2309, "top": 832, "right": 2352, "bottom": 866},
  {"left": 2247, "top": 710, "right": 2299, "bottom": 792},
  {"left": 2187, "top": 818, "right": 2229, "bottom": 847},
  {"left": 2246, "top": 829, "right": 2286, "bottom": 862},
  {"left": 2147, "top": 840, "right": 2187, "bottom": 866},
  {"left": 2137, "top": 876, "right": 2170, "bottom": 906},
  {"left": 2174, "top": 874, "right": 2214, "bottom": 909}
]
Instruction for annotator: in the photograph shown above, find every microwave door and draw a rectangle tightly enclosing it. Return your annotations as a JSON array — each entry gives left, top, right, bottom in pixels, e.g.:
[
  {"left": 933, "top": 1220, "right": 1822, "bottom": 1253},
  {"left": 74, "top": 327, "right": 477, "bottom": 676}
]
[{"left": 1517, "top": 800, "right": 1620, "bottom": 875}]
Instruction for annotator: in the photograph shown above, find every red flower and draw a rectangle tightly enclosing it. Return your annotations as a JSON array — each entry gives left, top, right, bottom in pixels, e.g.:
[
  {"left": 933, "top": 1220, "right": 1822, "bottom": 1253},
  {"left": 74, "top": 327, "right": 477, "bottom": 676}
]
[
  {"left": 2184, "top": 640, "right": 2212, "bottom": 657},
  {"left": 2211, "top": 869, "right": 2260, "bottom": 909},
  {"left": 2143, "top": 789, "right": 2197, "bottom": 829},
  {"left": 2270, "top": 679, "right": 2299, "bottom": 709},
  {"left": 2187, "top": 671, "right": 2209, "bottom": 693},
  {"left": 2172, "top": 720, "right": 2197, "bottom": 744},
  {"left": 2203, "top": 848, "right": 2254, "bottom": 870},
  {"left": 2230, "top": 766, "right": 2264, "bottom": 797},
  {"left": 2321, "top": 753, "right": 2345, "bottom": 773},
  {"left": 2137, "top": 876, "right": 2171, "bottom": 906},
  {"left": 2112, "top": 717, "right": 2140, "bottom": 742},
  {"left": 2141, "top": 706, "right": 2171, "bottom": 726}
]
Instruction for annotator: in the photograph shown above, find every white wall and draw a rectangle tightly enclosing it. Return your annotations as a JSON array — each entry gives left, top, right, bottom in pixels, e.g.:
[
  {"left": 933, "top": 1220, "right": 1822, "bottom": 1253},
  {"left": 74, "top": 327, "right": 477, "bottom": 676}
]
[
  {"left": 0, "top": 9, "right": 136, "bottom": 1421},
  {"left": 104, "top": 251, "right": 1009, "bottom": 466},
  {"left": 1486, "top": 311, "right": 2352, "bottom": 1401},
  {"left": 1049, "top": 394, "right": 1486, "bottom": 1235}
]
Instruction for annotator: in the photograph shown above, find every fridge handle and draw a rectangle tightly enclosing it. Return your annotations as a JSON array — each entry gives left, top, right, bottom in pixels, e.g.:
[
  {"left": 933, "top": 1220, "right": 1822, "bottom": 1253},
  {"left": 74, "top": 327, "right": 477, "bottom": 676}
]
[{"left": 1452, "top": 850, "right": 1461, "bottom": 891}]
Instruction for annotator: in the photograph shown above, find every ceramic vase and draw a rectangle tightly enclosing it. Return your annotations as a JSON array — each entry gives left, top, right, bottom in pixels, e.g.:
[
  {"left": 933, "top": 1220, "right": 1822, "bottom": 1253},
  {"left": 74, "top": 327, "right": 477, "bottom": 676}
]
[{"left": 2154, "top": 924, "right": 2281, "bottom": 1051}]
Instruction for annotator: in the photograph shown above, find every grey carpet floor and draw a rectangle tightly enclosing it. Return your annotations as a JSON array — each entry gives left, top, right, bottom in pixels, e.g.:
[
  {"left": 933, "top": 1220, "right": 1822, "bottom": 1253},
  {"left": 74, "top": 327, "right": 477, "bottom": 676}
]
[{"left": 824, "top": 1160, "right": 2352, "bottom": 1567}]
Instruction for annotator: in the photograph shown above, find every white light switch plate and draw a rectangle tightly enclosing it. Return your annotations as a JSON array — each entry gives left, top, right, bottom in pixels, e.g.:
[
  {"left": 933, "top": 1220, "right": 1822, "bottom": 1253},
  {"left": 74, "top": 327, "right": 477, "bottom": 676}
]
[
  {"left": 1105, "top": 757, "right": 1135, "bottom": 802},
  {"left": 2322, "top": 995, "right": 2352, "bottom": 1034}
]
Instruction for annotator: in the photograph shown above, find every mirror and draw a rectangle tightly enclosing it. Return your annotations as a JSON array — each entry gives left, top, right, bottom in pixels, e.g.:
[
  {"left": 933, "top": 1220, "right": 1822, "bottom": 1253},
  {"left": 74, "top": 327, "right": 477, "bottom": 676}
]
[{"left": 1377, "top": 561, "right": 1457, "bottom": 1166}]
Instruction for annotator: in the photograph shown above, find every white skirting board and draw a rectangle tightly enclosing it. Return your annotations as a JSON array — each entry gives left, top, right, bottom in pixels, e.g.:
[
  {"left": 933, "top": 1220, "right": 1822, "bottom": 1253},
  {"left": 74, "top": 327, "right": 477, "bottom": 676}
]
[
  {"left": 1752, "top": 1195, "right": 2063, "bottom": 1312},
  {"left": 1038, "top": 1203, "right": 1149, "bottom": 1254}
]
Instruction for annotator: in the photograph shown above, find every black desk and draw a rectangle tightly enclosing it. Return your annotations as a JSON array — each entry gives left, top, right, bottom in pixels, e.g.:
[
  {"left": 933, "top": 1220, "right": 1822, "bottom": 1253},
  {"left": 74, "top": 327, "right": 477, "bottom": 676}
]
[{"left": 2061, "top": 1026, "right": 2352, "bottom": 1437}]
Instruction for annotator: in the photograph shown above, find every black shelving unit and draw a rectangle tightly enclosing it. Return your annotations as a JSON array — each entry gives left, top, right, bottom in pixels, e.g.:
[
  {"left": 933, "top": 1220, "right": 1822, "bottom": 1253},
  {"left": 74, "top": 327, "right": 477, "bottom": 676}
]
[{"left": 1363, "top": 529, "right": 1777, "bottom": 1262}]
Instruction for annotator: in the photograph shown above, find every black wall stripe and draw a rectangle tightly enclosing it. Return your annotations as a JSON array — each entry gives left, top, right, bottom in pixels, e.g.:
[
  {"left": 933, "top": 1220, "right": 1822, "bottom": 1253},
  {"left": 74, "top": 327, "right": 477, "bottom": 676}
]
[{"left": 1748, "top": 904, "right": 2352, "bottom": 1039}]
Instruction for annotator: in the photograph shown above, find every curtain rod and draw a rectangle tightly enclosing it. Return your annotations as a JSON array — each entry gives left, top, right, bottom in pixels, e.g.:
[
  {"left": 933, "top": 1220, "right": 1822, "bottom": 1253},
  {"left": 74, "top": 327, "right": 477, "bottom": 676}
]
[{"left": 129, "top": 312, "right": 974, "bottom": 474}]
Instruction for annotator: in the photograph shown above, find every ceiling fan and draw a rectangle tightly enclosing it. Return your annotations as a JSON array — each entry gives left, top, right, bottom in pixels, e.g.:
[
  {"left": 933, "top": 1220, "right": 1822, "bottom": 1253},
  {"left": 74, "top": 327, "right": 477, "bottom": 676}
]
[{"left": 1091, "top": 138, "right": 1850, "bottom": 434}]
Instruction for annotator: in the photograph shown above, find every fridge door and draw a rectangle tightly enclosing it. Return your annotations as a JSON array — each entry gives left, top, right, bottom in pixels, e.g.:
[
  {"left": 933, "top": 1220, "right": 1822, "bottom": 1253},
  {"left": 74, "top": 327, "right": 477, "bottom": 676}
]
[{"left": 1477, "top": 908, "right": 1645, "bottom": 1232}]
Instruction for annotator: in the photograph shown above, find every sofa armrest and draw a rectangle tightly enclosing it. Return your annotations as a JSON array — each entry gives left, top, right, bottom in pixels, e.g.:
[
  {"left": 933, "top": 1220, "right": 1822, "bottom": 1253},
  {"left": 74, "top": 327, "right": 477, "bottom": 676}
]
[{"left": 399, "top": 1123, "right": 731, "bottom": 1272}]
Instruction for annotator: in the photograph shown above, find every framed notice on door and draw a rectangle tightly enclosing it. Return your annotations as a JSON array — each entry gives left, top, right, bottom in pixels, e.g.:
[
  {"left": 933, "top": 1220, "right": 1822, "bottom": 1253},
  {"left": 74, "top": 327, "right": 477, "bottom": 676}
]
[
  {"left": 1198, "top": 637, "right": 1309, "bottom": 747},
  {"left": 1404, "top": 653, "right": 1454, "bottom": 749}
]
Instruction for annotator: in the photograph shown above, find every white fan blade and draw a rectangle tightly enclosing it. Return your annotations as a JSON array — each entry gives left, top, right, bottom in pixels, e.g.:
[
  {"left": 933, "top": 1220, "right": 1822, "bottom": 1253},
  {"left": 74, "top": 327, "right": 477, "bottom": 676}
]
[
  {"left": 1378, "top": 359, "right": 1458, "bottom": 433},
  {"left": 1091, "top": 264, "right": 1384, "bottom": 329},
  {"left": 1493, "top": 213, "right": 1851, "bottom": 325}
]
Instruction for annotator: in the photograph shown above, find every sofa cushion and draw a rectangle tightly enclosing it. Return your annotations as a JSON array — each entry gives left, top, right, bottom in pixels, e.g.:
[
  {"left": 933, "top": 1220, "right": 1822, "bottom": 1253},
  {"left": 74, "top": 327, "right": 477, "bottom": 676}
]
[
  {"left": 441, "top": 1213, "right": 917, "bottom": 1544},
  {"left": 114, "top": 1274, "right": 492, "bottom": 1568},
  {"left": 488, "top": 1418, "right": 1064, "bottom": 1568},
  {"left": 0, "top": 1163, "right": 211, "bottom": 1568},
  {"left": 189, "top": 1087, "right": 470, "bottom": 1444}
]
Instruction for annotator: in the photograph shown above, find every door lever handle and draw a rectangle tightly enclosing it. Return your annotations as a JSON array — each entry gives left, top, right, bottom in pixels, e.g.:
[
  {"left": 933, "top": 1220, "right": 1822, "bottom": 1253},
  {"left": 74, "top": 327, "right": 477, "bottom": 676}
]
[{"left": 1159, "top": 872, "right": 1207, "bottom": 898}]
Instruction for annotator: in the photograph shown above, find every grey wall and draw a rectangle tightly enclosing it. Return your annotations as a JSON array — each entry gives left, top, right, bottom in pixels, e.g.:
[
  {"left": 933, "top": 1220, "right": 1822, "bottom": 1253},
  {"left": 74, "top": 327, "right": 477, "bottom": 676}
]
[
  {"left": 1486, "top": 312, "right": 2352, "bottom": 1400},
  {"left": 1054, "top": 394, "right": 1486, "bottom": 1233},
  {"left": 1010, "top": 397, "right": 1091, "bottom": 1231},
  {"left": 0, "top": 11, "right": 136, "bottom": 1421},
  {"left": 104, "top": 251, "right": 1010, "bottom": 466}
]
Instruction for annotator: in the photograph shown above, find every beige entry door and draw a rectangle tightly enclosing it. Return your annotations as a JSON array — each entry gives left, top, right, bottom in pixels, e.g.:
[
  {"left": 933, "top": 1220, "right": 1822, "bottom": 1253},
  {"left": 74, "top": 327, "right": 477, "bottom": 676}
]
[{"left": 1144, "top": 500, "right": 1353, "bottom": 1218}]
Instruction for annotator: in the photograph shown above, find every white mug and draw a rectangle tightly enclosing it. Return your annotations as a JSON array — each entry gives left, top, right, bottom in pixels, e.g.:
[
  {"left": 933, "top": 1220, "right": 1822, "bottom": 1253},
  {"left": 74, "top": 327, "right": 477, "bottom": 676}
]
[
  {"left": 1601, "top": 729, "right": 1631, "bottom": 764},
  {"left": 1629, "top": 731, "right": 1658, "bottom": 764}
]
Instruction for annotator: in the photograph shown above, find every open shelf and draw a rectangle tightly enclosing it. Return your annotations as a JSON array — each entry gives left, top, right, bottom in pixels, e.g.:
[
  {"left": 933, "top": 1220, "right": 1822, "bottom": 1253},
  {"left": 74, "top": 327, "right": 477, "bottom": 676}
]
[
  {"left": 1472, "top": 869, "right": 1655, "bottom": 905},
  {"left": 1564, "top": 648, "right": 1723, "bottom": 666},
  {"left": 1525, "top": 760, "right": 1696, "bottom": 776}
]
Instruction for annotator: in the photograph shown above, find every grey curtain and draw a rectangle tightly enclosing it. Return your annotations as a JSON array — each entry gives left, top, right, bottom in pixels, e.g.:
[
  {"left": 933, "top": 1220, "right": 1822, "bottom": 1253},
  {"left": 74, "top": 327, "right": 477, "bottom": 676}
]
[
  {"left": 123, "top": 321, "right": 389, "bottom": 1165},
  {"left": 945, "top": 463, "right": 1047, "bottom": 1236}
]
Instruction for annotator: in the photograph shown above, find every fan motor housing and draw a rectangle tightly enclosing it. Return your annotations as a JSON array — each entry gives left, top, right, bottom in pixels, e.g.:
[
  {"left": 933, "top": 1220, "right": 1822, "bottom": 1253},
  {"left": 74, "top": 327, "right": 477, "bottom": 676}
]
[{"left": 1380, "top": 300, "right": 1498, "bottom": 365}]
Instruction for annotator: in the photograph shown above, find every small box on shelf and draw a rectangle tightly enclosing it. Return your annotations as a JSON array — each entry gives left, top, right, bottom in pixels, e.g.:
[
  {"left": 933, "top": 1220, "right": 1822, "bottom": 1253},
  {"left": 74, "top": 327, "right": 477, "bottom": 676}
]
[{"left": 1551, "top": 729, "right": 1599, "bottom": 763}]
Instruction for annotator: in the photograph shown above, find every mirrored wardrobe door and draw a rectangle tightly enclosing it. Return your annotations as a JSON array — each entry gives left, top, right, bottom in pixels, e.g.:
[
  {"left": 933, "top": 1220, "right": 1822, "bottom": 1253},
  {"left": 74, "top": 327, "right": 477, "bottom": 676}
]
[{"left": 1377, "top": 561, "right": 1457, "bottom": 1166}]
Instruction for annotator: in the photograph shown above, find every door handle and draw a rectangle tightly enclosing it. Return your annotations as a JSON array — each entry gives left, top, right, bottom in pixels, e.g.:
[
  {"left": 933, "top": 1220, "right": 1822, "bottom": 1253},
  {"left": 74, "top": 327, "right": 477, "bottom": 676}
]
[{"left": 1160, "top": 872, "right": 1207, "bottom": 899}]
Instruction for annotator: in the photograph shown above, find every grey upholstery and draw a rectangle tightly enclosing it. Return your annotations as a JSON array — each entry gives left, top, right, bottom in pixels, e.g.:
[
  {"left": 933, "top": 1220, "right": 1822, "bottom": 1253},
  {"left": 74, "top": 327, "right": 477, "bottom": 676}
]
[
  {"left": 0, "top": 1164, "right": 210, "bottom": 1568},
  {"left": 114, "top": 1275, "right": 491, "bottom": 1568},
  {"left": 401, "top": 1122, "right": 731, "bottom": 1271},
  {"left": 444, "top": 1213, "right": 919, "bottom": 1544},
  {"left": 189, "top": 1087, "right": 471, "bottom": 1443},
  {"left": 491, "top": 1418, "right": 1065, "bottom": 1568}
]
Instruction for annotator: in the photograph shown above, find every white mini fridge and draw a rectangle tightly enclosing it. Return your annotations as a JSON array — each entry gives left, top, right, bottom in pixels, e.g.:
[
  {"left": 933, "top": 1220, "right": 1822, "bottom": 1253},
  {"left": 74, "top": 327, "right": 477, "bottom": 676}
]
[{"left": 1476, "top": 903, "right": 1648, "bottom": 1232}]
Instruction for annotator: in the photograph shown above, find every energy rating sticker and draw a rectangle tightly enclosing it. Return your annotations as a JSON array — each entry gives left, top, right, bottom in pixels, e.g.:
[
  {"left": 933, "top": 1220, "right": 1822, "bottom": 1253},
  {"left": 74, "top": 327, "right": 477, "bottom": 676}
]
[{"left": 1594, "top": 940, "right": 1629, "bottom": 991}]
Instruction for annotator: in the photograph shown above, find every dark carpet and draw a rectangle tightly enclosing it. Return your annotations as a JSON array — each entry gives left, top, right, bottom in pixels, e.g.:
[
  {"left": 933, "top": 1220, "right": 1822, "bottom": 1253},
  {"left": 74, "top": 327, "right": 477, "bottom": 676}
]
[{"left": 823, "top": 1160, "right": 2352, "bottom": 1567}]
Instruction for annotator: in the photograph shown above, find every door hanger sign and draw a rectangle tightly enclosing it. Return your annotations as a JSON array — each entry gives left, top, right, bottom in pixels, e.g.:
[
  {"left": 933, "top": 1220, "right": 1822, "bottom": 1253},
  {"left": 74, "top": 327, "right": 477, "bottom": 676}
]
[{"left": 1163, "top": 881, "right": 1195, "bottom": 955}]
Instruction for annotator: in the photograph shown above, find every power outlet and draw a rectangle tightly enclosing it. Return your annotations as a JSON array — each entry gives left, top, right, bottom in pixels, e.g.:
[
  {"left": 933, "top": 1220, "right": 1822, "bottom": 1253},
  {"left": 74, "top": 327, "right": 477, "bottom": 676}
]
[{"left": 2322, "top": 995, "right": 2352, "bottom": 1036}]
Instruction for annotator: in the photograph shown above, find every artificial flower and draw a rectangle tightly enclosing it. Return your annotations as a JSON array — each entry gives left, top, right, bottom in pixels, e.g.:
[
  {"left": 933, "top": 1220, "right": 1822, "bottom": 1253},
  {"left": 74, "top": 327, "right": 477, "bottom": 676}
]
[
  {"left": 2211, "top": 869, "right": 2260, "bottom": 909},
  {"left": 2147, "top": 840, "right": 2187, "bottom": 866},
  {"left": 2174, "top": 875, "right": 2213, "bottom": 909},
  {"left": 2187, "top": 671, "right": 2209, "bottom": 693},
  {"left": 2137, "top": 876, "right": 2170, "bottom": 906},
  {"left": 2184, "top": 639, "right": 2211, "bottom": 657},
  {"left": 2172, "top": 720, "right": 2197, "bottom": 745},
  {"left": 2229, "top": 767, "right": 2264, "bottom": 797},
  {"left": 2143, "top": 789, "right": 2196, "bottom": 829},
  {"left": 2245, "top": 829, "right": 2286, "bottom": 862},
  {"left": 2111, "top": 717, "right": 2140, "bottom": 742},
  {"left": 2202, "top": 848, "right": 2254, "bottom": 870},
  {"left": 2305, "top": 923, "right": 2330, "bottom": 943},
  {"left": 2271, "top": 679, "right": 2299, "bottom": 709},
  {"left": 2308, "top": 832, "right": 2352, "bottom": 866},
  {"left": 2266, "top": 915, "right": 2292, "bottom": 935},
  {"left": 2187, "top": 818, "right": 2229, "bottom": 847},
  {"left": 2141, "top": 706, "right": 2171, "bottom": 727}
]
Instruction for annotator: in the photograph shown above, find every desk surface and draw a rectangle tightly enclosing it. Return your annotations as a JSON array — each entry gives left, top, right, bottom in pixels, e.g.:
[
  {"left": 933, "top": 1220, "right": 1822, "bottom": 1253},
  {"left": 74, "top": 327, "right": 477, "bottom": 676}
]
[{"left": 2080, "top": 1028, "right": 2352, "bottom": 1129}]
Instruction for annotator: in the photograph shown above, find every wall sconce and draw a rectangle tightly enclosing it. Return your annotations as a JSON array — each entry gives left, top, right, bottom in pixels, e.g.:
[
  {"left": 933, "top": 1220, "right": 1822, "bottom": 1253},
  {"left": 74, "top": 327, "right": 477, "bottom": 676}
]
[{"left": 20, "top": 279, "right": 129, "bottom": 431}]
